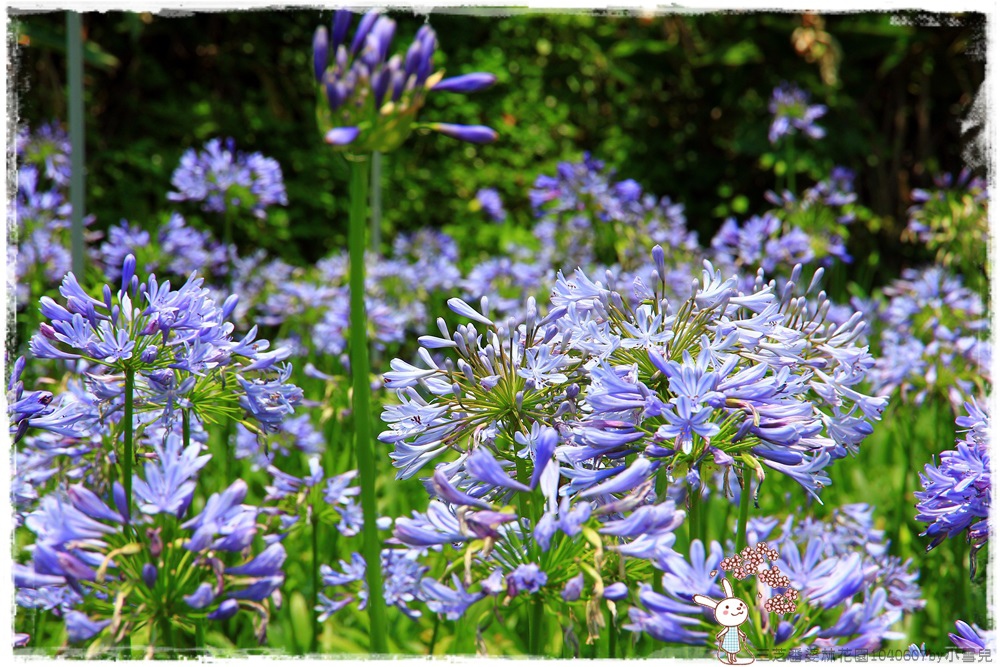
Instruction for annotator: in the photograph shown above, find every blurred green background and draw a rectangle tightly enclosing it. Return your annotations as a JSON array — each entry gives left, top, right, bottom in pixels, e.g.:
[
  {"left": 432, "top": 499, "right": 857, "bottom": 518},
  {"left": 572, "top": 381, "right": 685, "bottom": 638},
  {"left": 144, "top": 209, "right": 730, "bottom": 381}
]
[{"left": 11, "top": 10, "right": 986, "bottom": 278}]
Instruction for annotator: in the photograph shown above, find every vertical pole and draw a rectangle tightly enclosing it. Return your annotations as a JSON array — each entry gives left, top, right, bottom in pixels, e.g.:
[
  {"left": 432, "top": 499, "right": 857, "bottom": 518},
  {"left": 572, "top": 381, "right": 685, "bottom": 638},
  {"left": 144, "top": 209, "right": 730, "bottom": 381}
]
[{"left": 66, "top": 11, "right": 85, "bottom": 277}]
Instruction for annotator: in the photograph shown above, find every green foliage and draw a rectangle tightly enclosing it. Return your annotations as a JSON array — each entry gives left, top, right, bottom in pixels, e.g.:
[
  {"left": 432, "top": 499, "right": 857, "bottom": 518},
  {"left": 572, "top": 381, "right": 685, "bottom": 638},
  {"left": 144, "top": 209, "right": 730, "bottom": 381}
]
[{"left": 13, "top": 10, "right": 984, "bottom": 285}]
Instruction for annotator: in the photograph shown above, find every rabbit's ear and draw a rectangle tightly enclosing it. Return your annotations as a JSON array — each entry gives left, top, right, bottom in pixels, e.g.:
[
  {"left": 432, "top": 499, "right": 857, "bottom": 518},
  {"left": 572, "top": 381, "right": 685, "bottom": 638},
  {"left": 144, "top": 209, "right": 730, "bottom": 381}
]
[
  {"left": 721, "top": 578, "right": 734, "bottom": 598},
  {"left": 692, "top": 594, "right": 718, "bottom": 610}
]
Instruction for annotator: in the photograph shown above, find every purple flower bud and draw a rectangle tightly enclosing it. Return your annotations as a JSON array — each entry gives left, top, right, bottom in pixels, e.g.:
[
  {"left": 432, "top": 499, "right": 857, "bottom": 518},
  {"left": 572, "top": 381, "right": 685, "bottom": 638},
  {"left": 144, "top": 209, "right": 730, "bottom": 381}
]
[
  {"left": 403, "top": 40, "right": 421, "bottom": 80},
  {"left": 334, "top": 43, "right": 348, "bottom": 73},
  {"left": 65, "top": 611, "right": 111, "bottom": 643},
  {"left": 184, "top": 582, "right": 216, "bottom": 609},
  {"left": 68, "top": 485, "right": 123, "bottom": 523},
  {"left": 429, "top": 123, "right": 498, "bottom": 145},
  {"left": 432, "top": 73, "right": 496, "bottom": 94},
  {"left": 361, "top": 34, "right": 381, "bottom": 71},
  {"left": 561, "top": 573, "right": 584, "bottom": 601},
  {"left": 431, "top": 468, "right": 492, "bottom": 509},
  {"left": 325, "top": 127, "right": 361, "bottom": 145},
  {"left": 602, "top": 582, "right": 628, "bottom": 601},
  {"left": 103, "top": 284, "right": 113, "bottom": 311},
  {"left": 147, "top": 527, "right": 163, "bottom": 559},
  {"left": 225, "top": 543, "right": 286, "bottom": 577},
  {"left": 651, "top": 245, "right": 665, "bottom": 277},
  {"left": 331, "top": 10, "right": 352, "bottom": 52},
  {"left": 207, "top": 599, "right": 239, "bottom": 621},
  {"left": 142, "top": 563, "right": 158, "bottom": 589},
  {"left": 371, "top": 16, "right": 396, "bottom": 62},
  {"left": 39, "top": 322, "right": 58, "bottom": 340},
  {"left": 313, "top": 26, "right": 329, "bottom": 82},
  {"left": 390, "top": 70, "right": 407, "bottom": 102},
  {"left": 372, "top": 68, "right": 391, "bottom": 108},
  {"left": 121, "top": 254, "right": 136, "bottom": 295},
  {"left": 534, "top": 512, "right": 558, "bottom": 552},
  {"left": 113, "top": 481, "right": 130, "bottom": 523},
  {"left": 325, "top": 73, "right": 345, "bottom": 111},
  {"left": 350, "top": 11, "right": 379, "bottom": 57},
  {"left": 222, "top": 294, "right": 239, "bottom": 320},
  {"left": 140, "top": 345, "right": 158, "bottom": 364}
]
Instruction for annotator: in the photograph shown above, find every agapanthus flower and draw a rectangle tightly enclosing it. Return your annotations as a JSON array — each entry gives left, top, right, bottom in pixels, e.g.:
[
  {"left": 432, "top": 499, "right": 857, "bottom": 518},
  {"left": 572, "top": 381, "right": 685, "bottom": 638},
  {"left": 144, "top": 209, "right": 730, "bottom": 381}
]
[
  {"left": 18, "top": 455, "right": 284, "bottom": 651},
  {"left": 168, "top": 138, "right": 288, "bottom": 220},
  {"left": 313, "top": 10, "right": 497, "bottom": 152},
  {"left": 26, "top": 254, "right": 301, "bottom": 434},
  {"left": 529, "top": 155, "right": 697, "bottom": 274},
  {"left": 475, "top": 187, "right": 507, "bottom": 222},
  {"left": 870, "top": 267, "right": 990, "bottom": 411},
  {"left": 768, "top": 83, "right": 827, "bottom": 144},
  {"left": 950, "top": 620, "right": 996, "bottom": 652},
  {"left": 16, "top": 121, "right": 72, "bottom": 185},
  {"left": 12, "top": 124, "right": 95, "bottom": 308},
  {"left": 627, "top": 505, "right": 920, "bottom": 654},
  {"left": 915, "top": 398, "right": 991, "bottom": 562},
  {"left": 905, "top": 169, "right": 989, "bottom": 280}
]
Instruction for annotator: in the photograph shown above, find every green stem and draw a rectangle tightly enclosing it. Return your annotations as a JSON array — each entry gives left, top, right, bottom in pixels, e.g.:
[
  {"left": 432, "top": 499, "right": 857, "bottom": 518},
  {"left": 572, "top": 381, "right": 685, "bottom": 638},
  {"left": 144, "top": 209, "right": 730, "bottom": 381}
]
[
  {"left": 530, "top": 596, "right": 545, "bottom": 655},
  {"left": 182, "top": 409, "right": 191, "bottom": 451},
  {"left": 688, "top": 488, "right": 700, "bottom": 546},
  {"left": 428, "top": 614, "right": 440, "bottom": 655},
  {"left": 735, "top": 466, "right": 752, "bottom": 553},
  {"left": 514, "top": 456, "right": 532, "bottom": 523},
  {"left": 123, "top": 366, "right": 135, "bottom": 521},
  {"left": 311, "top": 509, "right": 320, "bottom": 654},
  {"left": 159, "top": 616, "right": 174, "bottom": 656},
  {"left": 347, "top": 154, "right": 388, "bottom": 655},
  {"left": 607, "top": 607, "right": 617, "bottom": 658}
]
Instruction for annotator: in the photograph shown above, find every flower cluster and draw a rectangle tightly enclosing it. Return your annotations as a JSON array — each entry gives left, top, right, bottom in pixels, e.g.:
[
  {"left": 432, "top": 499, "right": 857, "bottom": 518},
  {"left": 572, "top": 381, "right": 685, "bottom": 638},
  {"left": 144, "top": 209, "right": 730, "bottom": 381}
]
[
  {"left": 734, "top": 166, "right": 862, "bottom": 272},
  {"left": 627, "top": 504, "right": 921, "bottom": 652},
  {"left": 11, "top": 123, "right": 94, "bottom": 310},
  {"left": 767, "top": 83, "right": 826, "bottom": 144},
  {"left": 915, "top": 399, "right": 991, "bottom": 560},
  {"left": 17, "top": 438, "right": 285, "bottom": 650},
  {"left": 314, "top": 10, "right": 497, "bottom": 151},
  {"left": 168, "top": 137, "right": 287, "bottom": 220},
  {"left": 96, "top": 213, "right": 230, "bottom": 283},
  {"left": 27, "top": 254, "right": 300, "bottom": 434},
  {"left": 870, "top": 267, "right": 990, "bottom": 411},
  {"left": 904, "top": 169, "right": 989, "bottom": 286},
  {"left": 529, "top": 153, "right": 696, "bottom": 274}
]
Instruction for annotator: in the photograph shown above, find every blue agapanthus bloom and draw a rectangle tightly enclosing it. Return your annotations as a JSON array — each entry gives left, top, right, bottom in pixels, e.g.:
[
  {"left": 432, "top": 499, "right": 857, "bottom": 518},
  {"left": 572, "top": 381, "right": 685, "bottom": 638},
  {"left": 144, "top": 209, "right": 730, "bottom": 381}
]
[
  {"left": 915, "top": 398, "right": 991, "bottom": 558},
  {"left": 626, "top": 505, "right": 921, "bottom": 653},
  {"left": 871, "top": 267, "right": 990, "bottom": 411},
  {"left": 18, "top": 443, "right": 285, "bottom": 648},
  {"left": 314, "top": 9, "right": 497, "bottom": 152},
  {"left": 950, "top": 620, "right": 996, "bottom": 652},
  {"left": 476, "top": 187, "right": 507, "bottom": 222},
  {"left": 168, "top": 138, "right": 288, "bottom": 219},
  {"left": 768, "top": 83, "right": 827, "bottom": 144},
  {"left": 26, "top": 254, "right": 300, "bottom": 433}
]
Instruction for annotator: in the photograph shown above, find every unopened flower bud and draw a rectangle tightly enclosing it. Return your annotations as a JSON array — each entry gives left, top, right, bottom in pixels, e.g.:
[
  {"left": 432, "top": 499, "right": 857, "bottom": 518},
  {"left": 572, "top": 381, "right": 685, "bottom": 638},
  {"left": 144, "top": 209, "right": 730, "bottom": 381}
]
[{"left": 142, "top": 563, "right": 158, "bottom": 589}]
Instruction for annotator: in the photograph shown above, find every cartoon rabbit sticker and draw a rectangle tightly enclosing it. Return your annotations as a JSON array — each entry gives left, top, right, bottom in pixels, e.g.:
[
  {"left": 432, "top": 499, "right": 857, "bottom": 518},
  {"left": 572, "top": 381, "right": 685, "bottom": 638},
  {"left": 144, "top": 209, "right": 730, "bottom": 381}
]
[{"left": 693, "top": 578, "right": 755, "bottom": 665}]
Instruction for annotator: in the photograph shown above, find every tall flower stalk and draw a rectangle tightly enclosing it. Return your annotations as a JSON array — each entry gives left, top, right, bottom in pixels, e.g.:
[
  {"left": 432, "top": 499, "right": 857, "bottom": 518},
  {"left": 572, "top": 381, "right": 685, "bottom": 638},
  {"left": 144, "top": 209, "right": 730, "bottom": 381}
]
[
  {"left": 347, "top": 152, "right": 388, "bottom": 652},
  {"left": 312, "top": 9, "right": 498, "bottom": 654}
]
